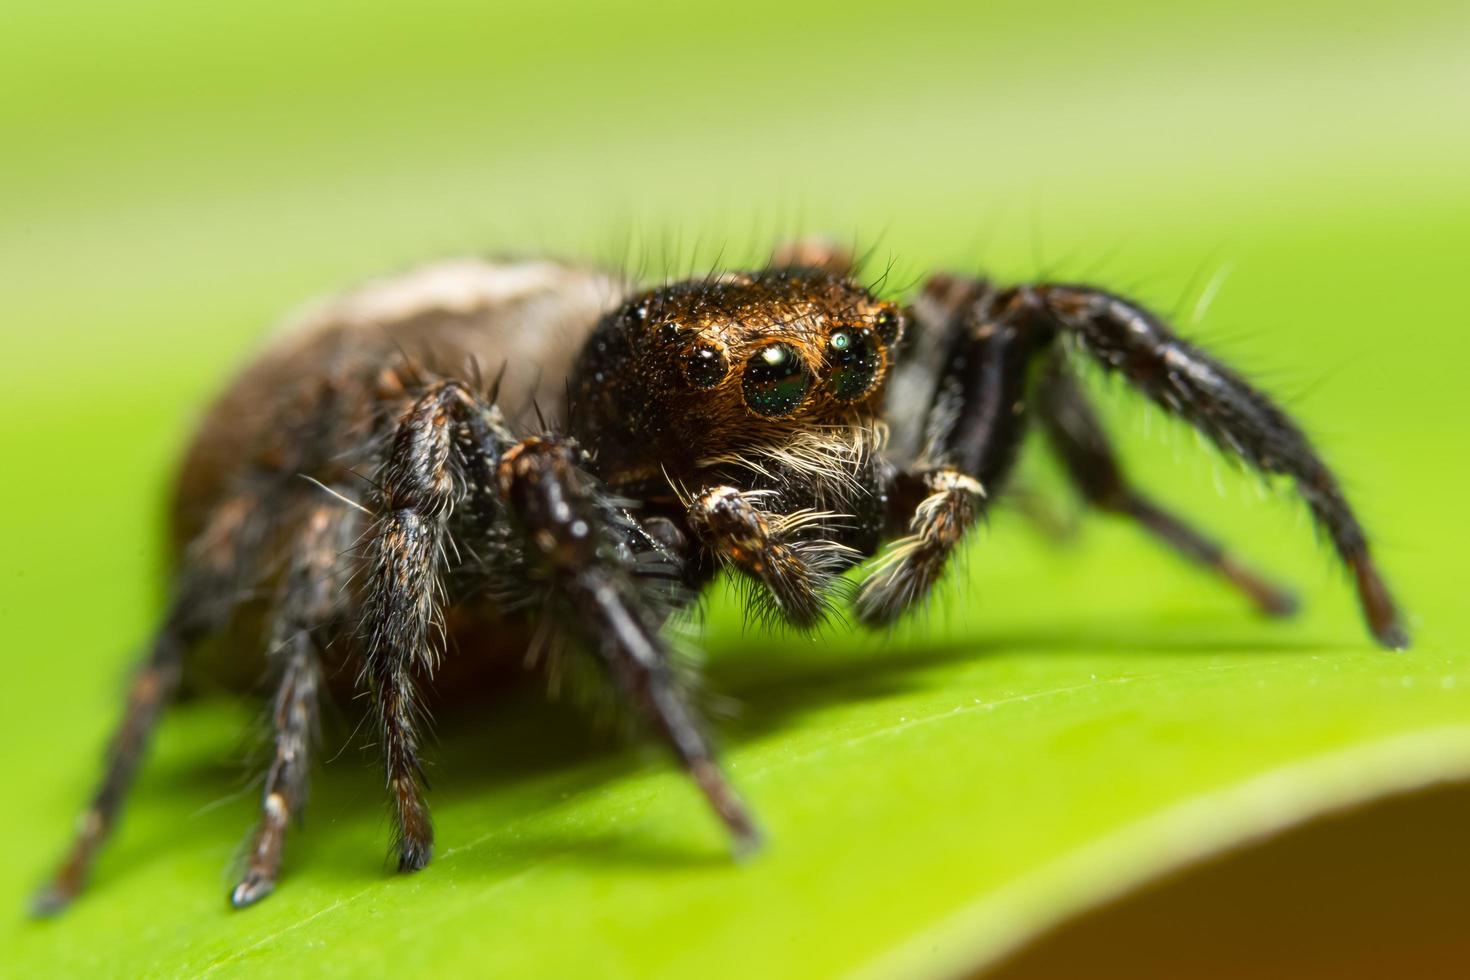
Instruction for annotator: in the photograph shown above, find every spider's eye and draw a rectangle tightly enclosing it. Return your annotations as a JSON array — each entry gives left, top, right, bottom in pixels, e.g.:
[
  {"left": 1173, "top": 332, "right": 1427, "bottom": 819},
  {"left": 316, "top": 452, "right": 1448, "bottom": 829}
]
[
  {"left": 742, "top": 343, "right": 812, "bottom": 417},
  {"left": 681, "top": 343, "right": 728, "bottom": 389},
  {"left": 826, "top": 328, "right": 882, "bottom": 401},
  {"left": 874, "top": 307, "right": 902, "bottom": 345}
]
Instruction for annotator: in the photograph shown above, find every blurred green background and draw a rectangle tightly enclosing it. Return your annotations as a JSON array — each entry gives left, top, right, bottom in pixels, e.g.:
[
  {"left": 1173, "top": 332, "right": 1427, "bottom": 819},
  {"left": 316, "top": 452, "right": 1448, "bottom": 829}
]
[{"left": 4, "top": 1, "right": 1469, "bottom": 976}]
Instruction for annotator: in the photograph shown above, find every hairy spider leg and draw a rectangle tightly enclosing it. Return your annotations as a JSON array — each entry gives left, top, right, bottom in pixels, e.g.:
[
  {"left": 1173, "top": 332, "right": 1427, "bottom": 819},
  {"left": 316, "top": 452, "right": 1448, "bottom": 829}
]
[
  {"left": 359, "top": 380, "right": 513, "bottom": 872},
  {"left": 33, "top": 492, "right": 265, "bottom": 916},
  {"left": 230, "top": 497, "right": 359, "bottom": 908},
  {"left": 686, "top": 486, "right": 856, "bottom": 629},
  {"left": 854, "top": 275, "right": 1028, "bottom": 625},
  {"left": 1037, "top": 282, "right": 1406, "bottom": 648},
  {"left": 858, "top": 275, "right": 1406, "bottom": 650},
  {"left": 498, "top": 438, "right": 761, "bottom": 853},
  {"left": 1034, "top": 356, "right": 1298, "bottom": 617}
]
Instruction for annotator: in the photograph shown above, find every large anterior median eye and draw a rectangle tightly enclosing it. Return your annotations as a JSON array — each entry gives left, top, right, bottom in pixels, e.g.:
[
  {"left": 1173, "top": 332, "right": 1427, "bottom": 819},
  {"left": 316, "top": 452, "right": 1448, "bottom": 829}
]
[
  {"left": 742, "top": 343, "right": 812, "bottom": 417},
  {"left": 826, "top": 328, "right": 881, "bottom": 400}
]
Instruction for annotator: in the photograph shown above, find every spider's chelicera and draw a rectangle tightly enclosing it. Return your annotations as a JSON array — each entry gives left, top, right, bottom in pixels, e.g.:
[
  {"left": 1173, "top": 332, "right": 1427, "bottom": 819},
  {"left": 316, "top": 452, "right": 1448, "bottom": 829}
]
[{"left": 35, "top": 240, "right": 1407, "bottom": 914}]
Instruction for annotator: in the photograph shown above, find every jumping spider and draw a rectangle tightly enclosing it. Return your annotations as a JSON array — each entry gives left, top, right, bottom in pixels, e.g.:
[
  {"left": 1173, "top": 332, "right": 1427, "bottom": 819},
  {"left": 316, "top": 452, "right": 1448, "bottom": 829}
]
[{"left": 35, "top": 239, "right": 1407, "bottom": 914}]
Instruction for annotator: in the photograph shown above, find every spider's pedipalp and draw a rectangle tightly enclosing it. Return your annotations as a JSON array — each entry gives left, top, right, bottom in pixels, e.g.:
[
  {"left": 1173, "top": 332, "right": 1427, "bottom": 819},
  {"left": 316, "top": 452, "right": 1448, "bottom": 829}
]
[
  {"left": 687, "top": 485, "right": 858, "bottom": 629},
  {"left": 854, "top": 467, "right": 984, "bottom": 626}
]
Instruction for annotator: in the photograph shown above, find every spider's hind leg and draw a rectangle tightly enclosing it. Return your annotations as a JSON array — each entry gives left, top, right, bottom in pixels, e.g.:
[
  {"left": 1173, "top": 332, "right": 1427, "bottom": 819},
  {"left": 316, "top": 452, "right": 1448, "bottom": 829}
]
[
  {"left": 1035, "top": 357, "right": 1299, "bottom": 618},
  {"left": 230, "top": 498, "right": 358, "bottom": 909},
  {"left": 33, "top": 493, "right": 262, "bottom": 917}
]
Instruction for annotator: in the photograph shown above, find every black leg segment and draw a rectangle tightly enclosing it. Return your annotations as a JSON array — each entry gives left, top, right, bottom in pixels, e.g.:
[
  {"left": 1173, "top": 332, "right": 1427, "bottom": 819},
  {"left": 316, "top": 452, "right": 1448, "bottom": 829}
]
[
  {"left": 860, "top": 272, "right": 1404, "bottom": 648},
  {"left": 1035, "top": 358, "right": 1298, "bottom": 618},
  {"left": 1034, "top": 284, "right": 1406, "bottom": 648},
  {"left": 498, "top": 438, "right": 760, "bottom": 853}
]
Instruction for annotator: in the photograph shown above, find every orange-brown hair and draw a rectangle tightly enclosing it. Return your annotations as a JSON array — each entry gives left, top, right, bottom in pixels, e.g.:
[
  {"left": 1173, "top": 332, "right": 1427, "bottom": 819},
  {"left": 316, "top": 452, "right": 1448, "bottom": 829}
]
[{"left": 569, "top": 268, "right": 904, "bottom": 488}]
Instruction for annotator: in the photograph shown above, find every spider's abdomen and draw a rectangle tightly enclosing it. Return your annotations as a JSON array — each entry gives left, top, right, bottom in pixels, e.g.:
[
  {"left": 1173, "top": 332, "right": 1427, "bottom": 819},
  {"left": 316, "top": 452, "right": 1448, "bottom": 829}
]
[
  {"left": 172, "top": 259, "right": 624, "bottom": 549},
  {"left": 168, "top": 259, "right": 625, "bottom": 693}
]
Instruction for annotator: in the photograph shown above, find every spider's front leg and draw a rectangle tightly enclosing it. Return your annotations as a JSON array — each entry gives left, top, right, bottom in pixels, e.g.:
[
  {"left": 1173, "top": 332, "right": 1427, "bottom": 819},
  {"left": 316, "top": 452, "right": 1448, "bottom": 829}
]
[
  {"left": 498, "top": 441, "right": 760, "bottom": 851},
  {"left": 857, "top": 272, "right": 1406, "bottom": 650},
  {"left": 686, "top": 486, "right": 859, "bottom": 628},
  {"left": 1034, "top": 282, "right": 1407, "bottom": 648},
  {"left": 1033, "top": 357, "right": 1298, "bottom": 618}
]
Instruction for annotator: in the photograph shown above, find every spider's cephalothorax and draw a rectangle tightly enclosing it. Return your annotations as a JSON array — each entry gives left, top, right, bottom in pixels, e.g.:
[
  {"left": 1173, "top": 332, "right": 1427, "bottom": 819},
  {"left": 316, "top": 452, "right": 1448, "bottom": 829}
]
[
  {"left": 35, "top": 241, "right": 1407, "bottom": 915},
  {"left": 570, "top": 270, "right": 900, "bottom": 481}
]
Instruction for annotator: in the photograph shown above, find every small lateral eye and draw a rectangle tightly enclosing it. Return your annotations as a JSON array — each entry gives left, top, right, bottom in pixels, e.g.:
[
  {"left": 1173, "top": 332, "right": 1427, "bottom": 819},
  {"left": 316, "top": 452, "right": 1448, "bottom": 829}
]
[
  {"left": 826, "top": 328, "right": 881, "bottom": 401},
  {"left": 742, "top": 343, "right": 812, "bottom": 417},
  {"left": 874, "top": 307, "right": 902, "bottom": 345},
  {"left": 681, "top": 343, "right": 728, "bottom": 389}
]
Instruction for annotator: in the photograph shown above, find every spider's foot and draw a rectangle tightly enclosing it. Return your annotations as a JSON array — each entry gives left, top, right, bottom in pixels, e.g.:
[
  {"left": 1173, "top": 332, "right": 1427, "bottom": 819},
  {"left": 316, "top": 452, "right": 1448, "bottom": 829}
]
[
  {"left": 1202, "top": 548, "right": 1299, "bottom": 619},
  {"left": 689, "top": 758, "right": 764, "bottom": 860},
  {"left": 1255, "top": 587, "right": 1301, "bottom": 619},
  {"left": 229, "top": 872, "right": 276, "bottom": 909},
  {"left": 29, "top": 881, "right": 78, "bottom": 919},
  {"left": 397, "top": 835, "right": 433, "bottom": 873},
  {"left": 1351, "top": 555, "right": 1411, "bottom": 651},
  {"left": 1374, "top": 621, "right": 1412, "bottom": 652},
  {"left": 852, "top": 542, "right": 947, "bottom": 628}
]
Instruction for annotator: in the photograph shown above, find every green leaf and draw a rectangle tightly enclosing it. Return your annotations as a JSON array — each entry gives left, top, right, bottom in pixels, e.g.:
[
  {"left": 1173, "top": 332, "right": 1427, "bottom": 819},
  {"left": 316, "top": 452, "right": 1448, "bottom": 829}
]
[{"left": 4, "top": 1, "right": 1468, "bottom": 976}]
